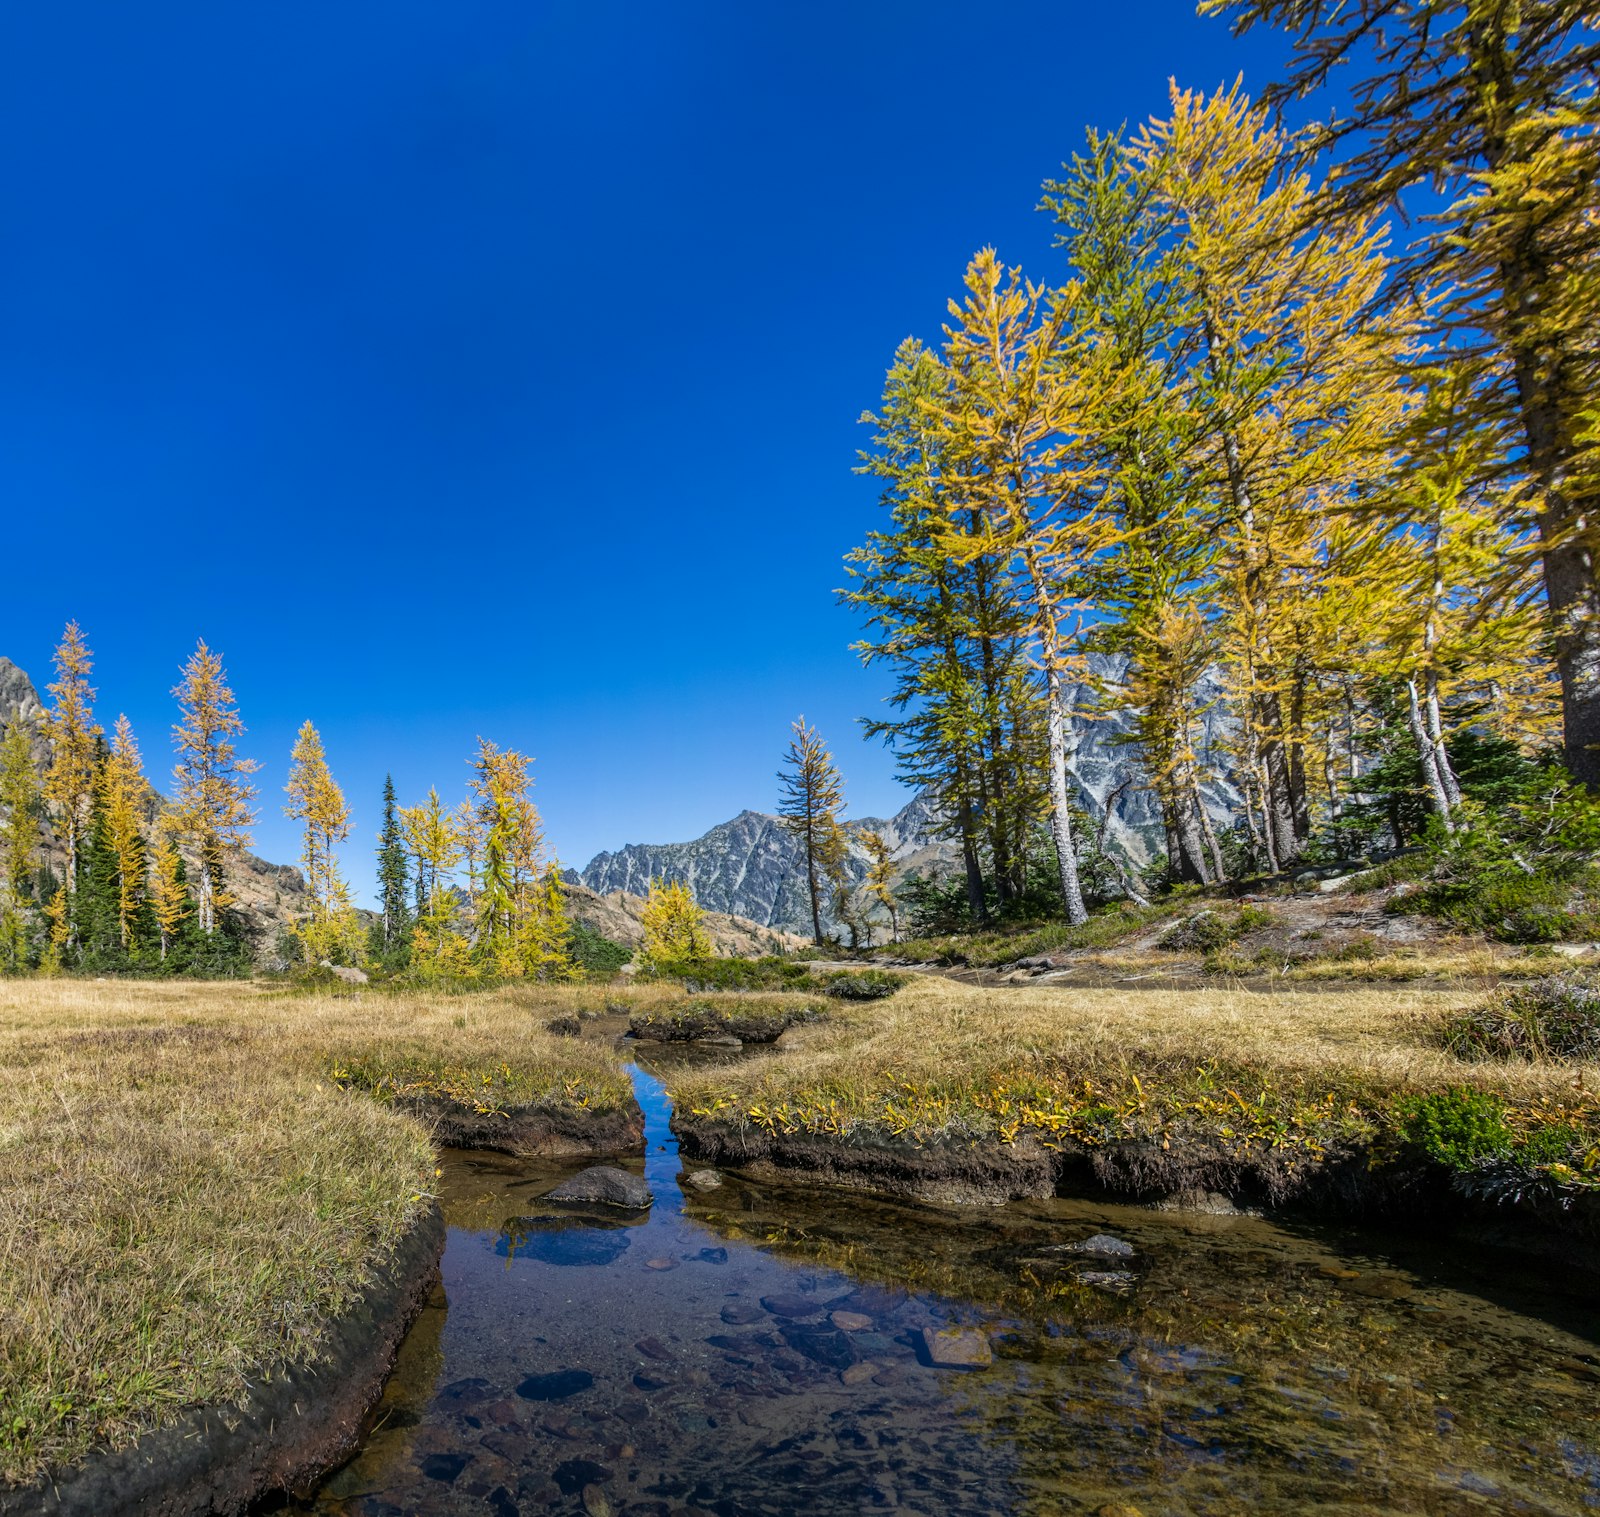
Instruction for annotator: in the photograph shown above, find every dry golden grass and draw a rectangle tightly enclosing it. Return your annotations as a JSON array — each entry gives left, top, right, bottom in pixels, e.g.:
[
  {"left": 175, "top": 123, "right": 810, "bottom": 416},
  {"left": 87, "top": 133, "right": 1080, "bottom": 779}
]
[
  {"left": 0, "top": 977, "right": 641, "bottom": 1486},
  {"left": 669, "top": 974, "right": 1600, "bottom": 1154}
]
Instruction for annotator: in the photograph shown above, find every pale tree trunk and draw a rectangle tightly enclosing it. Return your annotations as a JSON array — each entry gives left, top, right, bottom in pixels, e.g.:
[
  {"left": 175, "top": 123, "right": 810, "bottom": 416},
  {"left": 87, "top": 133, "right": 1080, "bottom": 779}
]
[
  {"left": 1193, "top": 782, "right": 1227, "bottom": 884},
  {"left": 1423, "top": 668, "right": 1463, "bottom": 809},
  {"left": 1043, "top": 659, "right": 1089, "bottom": 926},
  {"left": 1419, "top": 533, "right": 1464, "bottom": 810},
  {"left": 1406, "top": 679, "right": 1456, "bottom": 833}
]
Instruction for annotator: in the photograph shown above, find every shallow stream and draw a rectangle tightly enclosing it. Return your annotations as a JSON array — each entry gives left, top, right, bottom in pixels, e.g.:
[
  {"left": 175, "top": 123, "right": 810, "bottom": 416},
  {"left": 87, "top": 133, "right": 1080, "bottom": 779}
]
[{"left": 294, "top": 1052, "right": 1600, "bottom": 1516}]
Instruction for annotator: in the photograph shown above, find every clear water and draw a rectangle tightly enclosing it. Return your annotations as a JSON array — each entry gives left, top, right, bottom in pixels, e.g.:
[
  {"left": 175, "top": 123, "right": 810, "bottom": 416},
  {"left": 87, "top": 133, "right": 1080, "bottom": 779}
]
[{"left": 296, "top": 1055, "right": 1600, "bottom": 1516}]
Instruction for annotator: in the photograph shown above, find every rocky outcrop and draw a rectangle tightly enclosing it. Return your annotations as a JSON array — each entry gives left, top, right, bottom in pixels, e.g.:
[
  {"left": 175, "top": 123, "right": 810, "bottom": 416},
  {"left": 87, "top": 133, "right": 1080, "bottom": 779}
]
[
  {"left": 563, "top": 881, "right": 805, "bottom": 958},
  {"left": 1060, "top": 653, "right": 1243, "bottom": 868}
]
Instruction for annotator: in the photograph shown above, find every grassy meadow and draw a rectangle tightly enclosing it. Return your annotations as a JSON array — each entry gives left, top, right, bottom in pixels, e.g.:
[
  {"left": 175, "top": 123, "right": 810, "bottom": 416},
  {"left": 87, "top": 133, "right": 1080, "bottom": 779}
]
[
  {"left": 0, "top": 977, "right": 644, "bottom": 1487},
  {"left": 4, "top": 966, "right": 1597, "bottom": 1488},
  {"left": 666, "top": 973, "right": 1600, "bottom": 1194}
]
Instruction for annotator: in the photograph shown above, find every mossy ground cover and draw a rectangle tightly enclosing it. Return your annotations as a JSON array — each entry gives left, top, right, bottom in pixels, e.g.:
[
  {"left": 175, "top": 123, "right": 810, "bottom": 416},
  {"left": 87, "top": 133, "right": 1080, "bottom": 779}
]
[
  {"left": 0, "top": 978, "right": 639, "bottom": 1488},
  {"left": 668, "top": 974, "right": 1600, "bottom": 1202}
]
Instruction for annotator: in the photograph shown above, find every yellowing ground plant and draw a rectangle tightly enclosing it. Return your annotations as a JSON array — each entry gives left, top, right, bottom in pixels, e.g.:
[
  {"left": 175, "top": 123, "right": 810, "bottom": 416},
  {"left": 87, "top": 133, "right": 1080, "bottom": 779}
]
[{"left": 672, "top": 976, "right": 1600, "bottom": 1191}]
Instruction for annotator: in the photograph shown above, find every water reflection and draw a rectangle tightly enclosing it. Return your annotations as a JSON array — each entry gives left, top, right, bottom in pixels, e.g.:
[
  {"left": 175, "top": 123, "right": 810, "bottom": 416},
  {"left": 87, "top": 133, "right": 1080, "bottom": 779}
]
[{"left": 293, "top": 1059, "right": 1600, "bottom": 1516}]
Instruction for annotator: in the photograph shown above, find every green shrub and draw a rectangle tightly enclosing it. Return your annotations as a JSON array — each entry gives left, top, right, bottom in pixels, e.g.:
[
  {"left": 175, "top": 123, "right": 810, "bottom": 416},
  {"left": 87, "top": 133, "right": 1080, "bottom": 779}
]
[
  {"left": 1394, "top": 772, "right": 1600, "bottom": 941},
  {"left": 1436, "top": 978, "right": 1600, "bottom": 1063},
  {"left": 569, "top": 922, "right": 632, "bottom": 976},
  {"left": 1160, "top": 907, "right": 1278, "bottom": 952},
  {"left": 1396, "top": 1087, "right": 1514, "bottom": 1170},
  {"left": 651, "top": 956, "right": 907, "bottom": 1000},
  {"left": 819, "top": 968, "right": 907, "bottom": 1000}
]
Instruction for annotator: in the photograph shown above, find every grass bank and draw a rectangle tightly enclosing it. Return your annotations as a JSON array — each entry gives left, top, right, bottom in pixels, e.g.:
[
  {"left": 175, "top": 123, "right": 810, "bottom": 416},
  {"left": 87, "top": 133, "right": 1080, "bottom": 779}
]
[
  {"left": 667, "top": 975, "right": 1600, "bottom": 1215},
  {"left": 0, "top": 978, "right": 642, "bottom": 1491}
]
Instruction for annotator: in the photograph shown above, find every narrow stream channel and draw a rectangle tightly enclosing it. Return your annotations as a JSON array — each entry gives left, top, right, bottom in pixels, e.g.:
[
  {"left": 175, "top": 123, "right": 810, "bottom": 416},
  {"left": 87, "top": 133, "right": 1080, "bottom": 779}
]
[{"left": 292, "top": 1054, "right": 1600, "bottom": 1516}]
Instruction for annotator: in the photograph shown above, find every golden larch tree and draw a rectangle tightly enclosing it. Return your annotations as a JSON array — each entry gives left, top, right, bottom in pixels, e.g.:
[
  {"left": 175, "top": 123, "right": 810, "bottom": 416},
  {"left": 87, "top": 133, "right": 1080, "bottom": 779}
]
[
  {"left": 283, "top": 720, "right": 362, "bottom": 965},
  {"left": 777, "top": 718, "right": 848, "bottom": 946},
  {"left": 0, "top": 717, "right": 39, "bottom": 970},
  {"left": 41, "top": 621, "right": 101, "bottom": 898},
  {"left": 100, "top": 714, "right": 150, "bottom": 949},
  {"left": 638, "top": 877, "right": 714, "bottom": 969},
  {"left": 169, "top": 641, "right": 259, "bottom": 936},
  {"left": 148, "top": 829, "right": 189, "bottom": 961},
  {"left": 400, "top": 787, "right": 471, "bottom": 978}
]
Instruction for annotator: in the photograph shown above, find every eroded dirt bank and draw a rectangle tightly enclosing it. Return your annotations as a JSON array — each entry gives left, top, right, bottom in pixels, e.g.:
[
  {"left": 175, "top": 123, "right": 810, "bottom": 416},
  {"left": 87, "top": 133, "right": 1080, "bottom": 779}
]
[
  {"left": 675, "top": 1116, "right": 1600, "bottom": 1271},
  {"left": 0, "top": 1205, "right": 446, "bottom": 1517},
  {"left": 415, "top": 1099, "right": 644, "bottom": 1157}
]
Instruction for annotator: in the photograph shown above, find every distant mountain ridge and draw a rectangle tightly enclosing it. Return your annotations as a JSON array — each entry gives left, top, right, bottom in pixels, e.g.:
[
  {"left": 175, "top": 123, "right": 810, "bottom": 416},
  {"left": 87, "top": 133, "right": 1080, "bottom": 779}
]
[
  {"left": 576, "top": 792, "right": 953, "bottom": 936},
  {"left": 578, "top": 654, "right": 1246, "bottom": 935}
]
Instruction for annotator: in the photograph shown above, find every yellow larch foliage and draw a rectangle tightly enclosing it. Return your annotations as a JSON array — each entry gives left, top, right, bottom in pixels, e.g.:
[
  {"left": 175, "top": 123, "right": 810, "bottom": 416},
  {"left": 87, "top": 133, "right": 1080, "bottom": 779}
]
[
  {"left": 283, "top": 720, "right": 362, "bottom": 966},
  {"left": 100, "top": 715, "right": 149, "bottom": 949},
  {"left": 148, "top": 830, "right": 188, "bottom": 961},
  {"left": 41, "top": 621, "right": 101, "bottom": 895},
  {"left": 639, "top": 877, "right": 713, "bottom": 970},
  {"left": 169, "top": 641, "right": 258, "bottom": 936}
]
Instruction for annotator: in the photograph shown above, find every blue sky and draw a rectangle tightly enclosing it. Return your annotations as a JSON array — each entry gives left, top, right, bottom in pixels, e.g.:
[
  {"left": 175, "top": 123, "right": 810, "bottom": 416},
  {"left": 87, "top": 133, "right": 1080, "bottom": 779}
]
[{"left": 0, "top": 2, "right": 1284, "bottom": 900}]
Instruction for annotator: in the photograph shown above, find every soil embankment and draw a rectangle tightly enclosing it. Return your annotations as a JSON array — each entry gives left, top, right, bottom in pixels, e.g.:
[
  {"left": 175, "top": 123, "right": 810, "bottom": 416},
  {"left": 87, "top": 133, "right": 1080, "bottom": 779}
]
[
  {"left": 675, "top": 1115, "right": 1600, "bottom": 1271},
  {"left": 415, "top": 1098, "right": 644, "bottom": 1156}
]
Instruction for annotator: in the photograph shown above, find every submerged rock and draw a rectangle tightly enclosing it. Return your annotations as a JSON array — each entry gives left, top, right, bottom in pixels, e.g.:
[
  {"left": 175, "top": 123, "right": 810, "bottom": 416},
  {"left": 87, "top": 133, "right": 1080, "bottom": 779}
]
[
  {"left": 418, "top": 1451, "right": 469, "bottom": 1483},
  {"left": 500, "top": 1222, "right": 631, "bottom": 1268},
  {"left": 1078, "top": 1270, "right": 1137, "bottom": 1294},
  {"left": 553, "top": 1457, "right": 611, "bottom": 1494},
  {"left": 1059, "top": 1233, "right": 1135, "bottom": 1258},
  {"left": 761, "top": 1293, "right": 826, "bottom": 1320},
  {"left": 916, "top": 1326, "right": 993, "bottom": 1370},
  {"left": 545, "top": 1165, "right": 652, "bottom": 1209},
  {"left": 780, "top": 1321, "right": 859, "bottom": 1371},
  {"left": 517, "top": 1368, "right": 595, "bottom": 1402},
  {"left": 684, "top": 1169, "right": 724, "bottom": 1190}
]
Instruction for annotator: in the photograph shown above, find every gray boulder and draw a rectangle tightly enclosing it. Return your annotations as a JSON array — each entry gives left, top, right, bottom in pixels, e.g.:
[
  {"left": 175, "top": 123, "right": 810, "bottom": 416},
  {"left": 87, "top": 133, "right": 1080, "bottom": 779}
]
[{"left": 545, "top": 1166, "right": 652, "bottom": 1210}]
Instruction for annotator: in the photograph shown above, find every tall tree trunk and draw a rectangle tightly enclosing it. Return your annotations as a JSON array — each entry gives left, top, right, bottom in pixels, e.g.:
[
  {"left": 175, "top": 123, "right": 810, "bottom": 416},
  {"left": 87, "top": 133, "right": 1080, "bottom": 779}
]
[
  {"left": 956, "top": 796, "right": 986, "bottom": 923},
  {"left": 1044, "top": 660, "right": 1089, "bottom": 926},
  {"left": 1469, "top": 22, "right": 1600, "bottom": 790},
  {"left": 1194, "top": 782, "right": 1227, "bottom": 884},
  {"left": 804, "top": 823, "right": 823, "bottom": 947},
  {"left": 1406, "top": 679, "right": 1456, "bottom": 833}
]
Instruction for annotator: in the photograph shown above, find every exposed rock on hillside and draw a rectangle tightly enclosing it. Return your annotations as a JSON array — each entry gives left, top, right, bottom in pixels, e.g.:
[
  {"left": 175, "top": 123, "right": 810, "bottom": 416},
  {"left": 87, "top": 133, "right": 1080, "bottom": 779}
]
[
  {"left": 564, "top": 881, "right": 804, "bottom": 959},
  {"left": 1062, "top": 653, "right": 1242, "bottom": 867},
  {"left": 577, "top": 793, "right": 952, "bottom": 937}
]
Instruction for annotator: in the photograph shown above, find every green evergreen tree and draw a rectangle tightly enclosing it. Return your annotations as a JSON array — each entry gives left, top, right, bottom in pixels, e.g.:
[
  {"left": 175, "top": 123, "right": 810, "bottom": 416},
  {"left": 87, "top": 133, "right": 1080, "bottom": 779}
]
[
  {"left": 71, "top": 793, "right": 129, "bottom": 972},
  {"left": 374, "top": 773, "right": 412, "bottom": 963}
]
